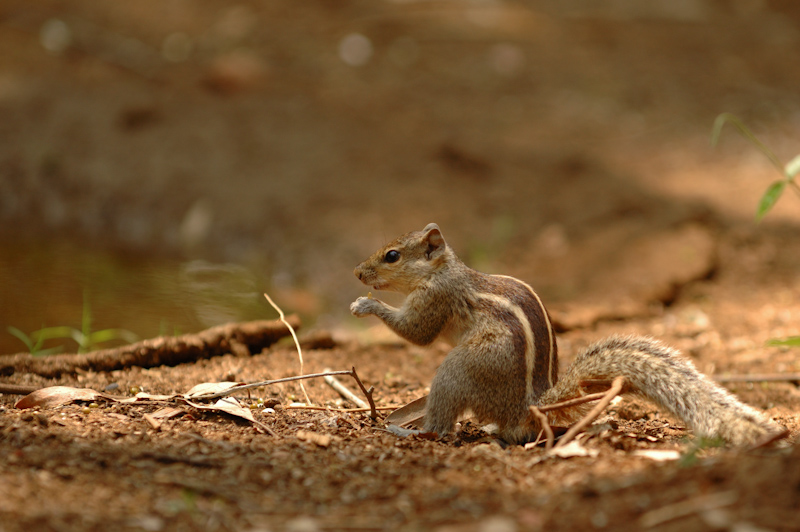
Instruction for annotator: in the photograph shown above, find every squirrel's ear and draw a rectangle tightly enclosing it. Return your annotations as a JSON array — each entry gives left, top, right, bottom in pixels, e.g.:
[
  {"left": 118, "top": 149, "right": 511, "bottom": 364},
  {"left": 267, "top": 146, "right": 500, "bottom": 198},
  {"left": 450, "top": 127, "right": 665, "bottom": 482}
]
[{"left": 422, "top": 223, "right": 446, "bottom": 260}]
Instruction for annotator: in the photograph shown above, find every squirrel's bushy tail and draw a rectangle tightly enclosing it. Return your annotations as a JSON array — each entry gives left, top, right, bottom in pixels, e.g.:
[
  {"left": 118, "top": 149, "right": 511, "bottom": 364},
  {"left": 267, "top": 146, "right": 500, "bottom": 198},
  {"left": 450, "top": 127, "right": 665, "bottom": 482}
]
[{"left": 538, "top": 335, "right": 783, "bottom": 447}]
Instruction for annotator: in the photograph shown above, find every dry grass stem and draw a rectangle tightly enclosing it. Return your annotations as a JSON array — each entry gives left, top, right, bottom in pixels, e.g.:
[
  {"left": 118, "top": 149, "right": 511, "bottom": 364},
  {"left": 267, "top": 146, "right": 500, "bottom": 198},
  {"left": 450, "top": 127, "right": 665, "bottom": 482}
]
[
  {"left": 193, "top": 370, "right": 354, "bottom": 400},
  {"left": 348, "top": 366, "right": 378, "bottom": 419},
  {"left": 263, "top": 292, "right": 312, "bottom": 406},
  {"left": 528, "top": 405, "right": 554, "bottom": 451},
  {"left": 554, "top": 376, "right": 625, "bottom": 449},
  {"left": 324, "top": 369, "right": 368, "bottom": 408},
  {"left": 537, "top": 391, "right": 610, "bottom": 413},
  {"left": 285, "top": 405, "right": 397, "bottom": 413}
]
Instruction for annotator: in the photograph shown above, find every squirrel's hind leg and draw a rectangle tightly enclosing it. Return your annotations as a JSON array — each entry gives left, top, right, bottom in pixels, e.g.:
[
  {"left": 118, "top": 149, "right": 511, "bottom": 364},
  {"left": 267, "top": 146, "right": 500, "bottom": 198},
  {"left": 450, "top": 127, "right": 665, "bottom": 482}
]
[{"left": 425, "top": 342, "right": 531, "bottom": 442}]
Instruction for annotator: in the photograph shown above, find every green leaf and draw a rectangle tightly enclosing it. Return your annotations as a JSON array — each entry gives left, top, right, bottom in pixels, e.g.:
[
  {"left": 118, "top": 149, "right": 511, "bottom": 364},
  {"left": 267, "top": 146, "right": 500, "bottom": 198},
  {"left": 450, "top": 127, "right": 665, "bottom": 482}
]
[
  {"left": 7, "top": 326, "right": 34, "bottom": 351},
  {"left": 70, "top": 329, "right": 89, "bottom": 352},
  {"left": 711, "top": 113, "right": 783, "bottom": 172},
  {"left": 755, "top": 180, "right": 786, "bottom": 222},
  {"left": 784, "top": 154, "right": 800, "bottom": 179},
  {"left": 9, "top": 326, "right": 64, "bottom": 356},
  {"left": 766, "top": 336, "right": 800, "bottom": 347},
  {"left": 87, "top": 328, "right": 138, "bottom": 347},
  {"left": 32, "top": 326, "right": 78, "bottom": 341}
]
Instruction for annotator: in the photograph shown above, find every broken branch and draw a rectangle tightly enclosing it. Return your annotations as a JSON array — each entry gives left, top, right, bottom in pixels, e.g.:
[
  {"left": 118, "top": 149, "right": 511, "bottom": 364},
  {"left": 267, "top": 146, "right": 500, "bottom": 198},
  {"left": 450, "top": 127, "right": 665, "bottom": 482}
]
[
  {"left": 324, "top": 369, "right": 368, "bottom": 408},
  {"left": 528, "top": 405, "right": 554, "bottom": 451},
  {"left": 0, "top": 318, "right": 299, "bottom": 379},
  {"left": 285, "top": 405, "right": 397, "bottom": 413},
  {"left": 349, "top": 366, "right": 378, "bottom": 419},
  {"left": 554, "top": 376, "right": 625, "bottom": 449},
  {"left": 191, "top": 370, "right": 354, "bottom": 400},
  {"left": 536, "top": 391, "right": 614, "bottom": 413},
  {"left": 0, "top": 383, "right": 40, "bottom": 395}
]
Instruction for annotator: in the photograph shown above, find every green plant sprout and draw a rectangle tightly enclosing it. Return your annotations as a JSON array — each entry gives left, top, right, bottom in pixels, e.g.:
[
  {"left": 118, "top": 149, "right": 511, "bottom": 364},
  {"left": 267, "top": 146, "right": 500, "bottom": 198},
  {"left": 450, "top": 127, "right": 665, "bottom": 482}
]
[
  {"left": 711, "top": 112, "right": 800, "bottom": 222},
  {"left": 6, "top": 325, "right": 63, "bottom": 356},
  {"left": 713, "top": 113, "right": 800, "bottom": 349},
  {"left": 765, "top": 336, "right": 800, "bottom": 348},
  {"left": 678, "top": 436, "right": 726, "bottom": 467},
  {"left": 7, "top": 293, "right": 138, "bottom": 356}
]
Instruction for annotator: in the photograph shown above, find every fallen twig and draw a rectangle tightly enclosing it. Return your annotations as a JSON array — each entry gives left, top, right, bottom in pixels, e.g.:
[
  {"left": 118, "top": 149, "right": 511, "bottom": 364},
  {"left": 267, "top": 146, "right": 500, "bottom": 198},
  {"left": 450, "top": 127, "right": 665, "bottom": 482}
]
[
  {"left": 536, "top": 391, "right": 614, "bottom": 413},
  {"left": 0, "top": 383, "right": 40, "bottom": 395},
  {"left": 0, "top": 318, "right": 299, "bottom": 378},
  {"left": 554, "top": 376, "right": 625, "bottom": 449},
  {"left": 348, "top": 366, "right": 378, "bottom": 419},
  {"left": 192, "top": 366, "right": 380, "bottom": 419},
  {"left": 528, "top": 405, "right": 554, "bottom": 451},
  {"left": 324, "top": 369, "right": 368, "bottom": 408},
  {"left": 191, "top": 370, "right": 354, "bottom": 400},
  {"left": 285, "top": 405, "right": 397, "bottom": 413}
]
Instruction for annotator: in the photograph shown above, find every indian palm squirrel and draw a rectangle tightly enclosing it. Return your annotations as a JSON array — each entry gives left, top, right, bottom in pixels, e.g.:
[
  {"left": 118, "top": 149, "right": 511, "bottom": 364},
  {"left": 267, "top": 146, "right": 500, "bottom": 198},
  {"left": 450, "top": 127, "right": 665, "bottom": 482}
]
[{"left": 350, "top": 223, "right": 784, "bottom": 447}]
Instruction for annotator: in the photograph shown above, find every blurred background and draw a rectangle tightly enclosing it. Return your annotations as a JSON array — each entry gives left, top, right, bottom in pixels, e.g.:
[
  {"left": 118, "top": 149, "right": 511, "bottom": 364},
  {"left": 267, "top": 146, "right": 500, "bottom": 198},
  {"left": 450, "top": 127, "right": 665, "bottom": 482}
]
[{"left": 1, "top": 0, "right": 799, "bottom": 355}]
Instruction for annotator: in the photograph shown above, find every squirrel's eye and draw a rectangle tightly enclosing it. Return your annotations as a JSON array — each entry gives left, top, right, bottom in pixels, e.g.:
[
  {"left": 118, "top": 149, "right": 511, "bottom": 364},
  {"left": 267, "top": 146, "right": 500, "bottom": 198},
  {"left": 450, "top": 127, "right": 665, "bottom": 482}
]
[{"left": 384, "top": 250, "right": 400, "bottom": 263}]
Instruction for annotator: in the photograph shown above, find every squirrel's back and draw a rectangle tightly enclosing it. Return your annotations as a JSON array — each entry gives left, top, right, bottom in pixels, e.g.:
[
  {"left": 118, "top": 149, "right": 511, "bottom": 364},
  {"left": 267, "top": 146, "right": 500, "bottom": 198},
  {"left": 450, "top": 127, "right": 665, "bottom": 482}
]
[{"left": 470, "top": 272, "right": 559, "bottom": 401}]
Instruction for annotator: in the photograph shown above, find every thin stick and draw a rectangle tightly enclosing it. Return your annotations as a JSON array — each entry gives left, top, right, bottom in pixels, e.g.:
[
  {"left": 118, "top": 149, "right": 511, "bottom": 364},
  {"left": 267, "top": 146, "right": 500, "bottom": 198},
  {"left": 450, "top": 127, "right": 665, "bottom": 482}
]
[
  {"left": 712, "top": 373, "right": 800, "bottom": 383},
  {"left": 263, "top": 293, "right": 312, "bottom": 406},
  {"left": 528, "top": 430, "right": 544, "bottom": 449},
  {"left": 324, "top": 370, "right": 368, "bottom": 408},
  {"left": 528, "top": 405, "right": 554, "bottom": 451},
  {"left": 192, "top": 370, "right": 354, "bottom": 400},
  {"left": 285, "top": 405, "right": 398, "bottom": 413},
  {"left": 252, "top": 419, "right": 278, "bottom": 437},
  {"left": 0, "top": 383, "right": 40, "bottom": 395},
  {"left": 537, "top": 391, "right": 611, "bottom": 413},
  {"left": 554, "top": 376, "right": 625, "bottom": 449},
  {"left": 349, "top": 366, "right": 378, "bottom": 419}
]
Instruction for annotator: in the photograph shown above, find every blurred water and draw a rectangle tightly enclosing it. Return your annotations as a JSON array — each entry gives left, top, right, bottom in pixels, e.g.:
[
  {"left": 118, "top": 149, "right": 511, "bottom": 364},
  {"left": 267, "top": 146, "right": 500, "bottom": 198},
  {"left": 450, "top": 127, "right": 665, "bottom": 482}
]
[{"left": 0, "top": 234, "right": 275, "bottom": 356}]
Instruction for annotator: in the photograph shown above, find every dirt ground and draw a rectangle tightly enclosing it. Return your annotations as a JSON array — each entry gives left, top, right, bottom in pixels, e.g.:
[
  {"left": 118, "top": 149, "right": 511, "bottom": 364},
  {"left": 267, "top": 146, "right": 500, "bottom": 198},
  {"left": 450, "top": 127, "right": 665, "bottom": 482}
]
[
  {"left": 2, "top": 272, "right": 800, "bottom": 532},
  {"left": 2, "top": 1, "right": 800, "bottom": 531}
]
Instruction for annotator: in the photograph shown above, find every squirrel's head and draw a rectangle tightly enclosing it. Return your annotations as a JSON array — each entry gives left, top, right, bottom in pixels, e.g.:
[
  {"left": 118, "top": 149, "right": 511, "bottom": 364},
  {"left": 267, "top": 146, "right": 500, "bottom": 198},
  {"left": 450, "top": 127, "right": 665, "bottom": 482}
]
[{"left": 354, "top": 223, "right": 450, "bottom": 294}]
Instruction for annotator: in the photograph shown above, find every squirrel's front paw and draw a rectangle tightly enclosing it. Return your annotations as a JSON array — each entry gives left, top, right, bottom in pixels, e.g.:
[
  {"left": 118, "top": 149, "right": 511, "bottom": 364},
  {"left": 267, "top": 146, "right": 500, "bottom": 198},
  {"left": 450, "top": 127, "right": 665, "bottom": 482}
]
[{"left": 350, "top": 296, "right": 378, "bottom": 317}]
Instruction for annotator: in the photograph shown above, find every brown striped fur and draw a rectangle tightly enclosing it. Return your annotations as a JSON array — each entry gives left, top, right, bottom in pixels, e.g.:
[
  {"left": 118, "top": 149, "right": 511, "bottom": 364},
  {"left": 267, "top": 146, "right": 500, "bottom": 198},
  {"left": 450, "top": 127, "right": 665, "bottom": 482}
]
[{"left": 351, "top": 223, "right": 784, "bottom": 446}]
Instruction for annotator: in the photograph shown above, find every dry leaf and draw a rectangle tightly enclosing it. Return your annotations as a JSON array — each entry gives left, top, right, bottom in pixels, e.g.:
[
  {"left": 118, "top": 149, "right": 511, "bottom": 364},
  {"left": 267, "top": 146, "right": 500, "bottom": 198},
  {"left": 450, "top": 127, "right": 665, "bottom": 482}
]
[
  {"left": 632, "top": 449, "right": 681, "bottom": 462},
  {"left": 14, "top": 386, "right": 178, "bottom": 409},
  {"left": 386, "top": 424, "right": 422, "bottom": 438},
  {"left": 385, "top": 395, "right": 427, "bottom": 427},
  {"left": 182, "top": 396, "right": 255, "bottom": 423},
  {"left": 185, "top": 382, "right": 243, "bottom": 399},
  {"left": 15, "top": 386, "right": 102, "bottom": 409},
  {"left": 549, "top": 440, "right": 599, "bottom": 459},
  {"left": 143, "top": 413, "right": 161, "bottom": 430},
  {"left": 150, "top": 407, "right": 185, "bottom": 420}
]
